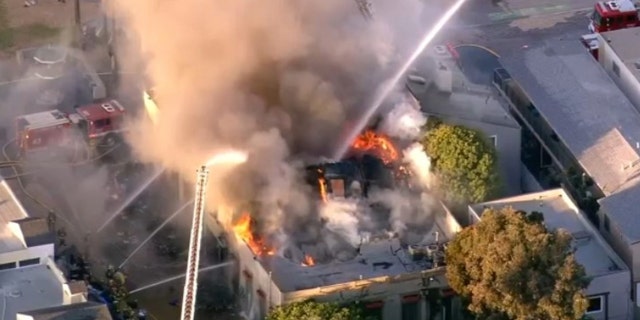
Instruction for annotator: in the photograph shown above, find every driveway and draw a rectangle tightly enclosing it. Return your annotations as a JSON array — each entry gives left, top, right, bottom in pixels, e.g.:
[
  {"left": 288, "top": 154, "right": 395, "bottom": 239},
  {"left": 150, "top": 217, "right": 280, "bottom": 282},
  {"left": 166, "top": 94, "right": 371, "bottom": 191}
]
[{"left": 454, "top": 44, "right": 501, "bottom": 86}]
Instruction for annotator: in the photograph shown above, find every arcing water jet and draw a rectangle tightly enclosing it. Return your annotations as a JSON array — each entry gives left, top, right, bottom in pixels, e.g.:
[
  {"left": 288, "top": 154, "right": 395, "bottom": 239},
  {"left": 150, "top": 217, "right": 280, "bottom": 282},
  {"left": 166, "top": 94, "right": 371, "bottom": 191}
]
[
  {"left": 129, "top": 261, "right": 235, "bottom": 294},
  {"left": 96, "top": 167, "right": 166, "bottom": 233},
  {"left": 333, "top": 0, "right": 468, "bottom": 160},
  {"left": 119, "top": 199, "right": 194, "bottom": 269},
  {"left": 206, "top": 150, "right": 248, "bottom": 167}
]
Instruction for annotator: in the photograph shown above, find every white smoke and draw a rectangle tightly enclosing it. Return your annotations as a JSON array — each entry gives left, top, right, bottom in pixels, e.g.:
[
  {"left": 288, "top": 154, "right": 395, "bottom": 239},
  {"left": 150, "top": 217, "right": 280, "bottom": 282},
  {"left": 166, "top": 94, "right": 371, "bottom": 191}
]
[
  {"left": 368, "top": 188, "right": 436, "bottom": 236},
  {"left": 319, "top": 198, "right": 363, "bottom": 247},
  {"left": 403, "top": 142, "right": 432, "bottom": 188},
  {"left": 379, "top": 93, "right": 426, "bottom": 140}
]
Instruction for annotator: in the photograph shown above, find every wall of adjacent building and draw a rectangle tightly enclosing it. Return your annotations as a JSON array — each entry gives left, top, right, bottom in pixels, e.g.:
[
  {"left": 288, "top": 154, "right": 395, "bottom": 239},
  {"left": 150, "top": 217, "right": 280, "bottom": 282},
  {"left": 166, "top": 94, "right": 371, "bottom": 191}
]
[
  {"left": 438, "top": 115, "right": 522, "bottom": 197},
  {"left": 0, "top": 243, "right": 54, "bottom": 268},
  {"left": 587, "top": 269, "right": 633, "bottom": 320},
  {"left": 597, "top": 35, "right": 640, "bottom": 113}
]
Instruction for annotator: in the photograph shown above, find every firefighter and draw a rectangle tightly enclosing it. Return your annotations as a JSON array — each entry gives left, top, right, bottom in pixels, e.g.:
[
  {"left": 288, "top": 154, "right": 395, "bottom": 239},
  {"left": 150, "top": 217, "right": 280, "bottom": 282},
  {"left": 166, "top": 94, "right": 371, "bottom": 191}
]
[
  {"left": 57, "top": 228, "right": 67, "bottom": 247},
  {"left": 47, "top": 211, "right": 56, "bottom": 231},
  {"left": 106, "top": 265, "right": 115, "bottom": 279}
]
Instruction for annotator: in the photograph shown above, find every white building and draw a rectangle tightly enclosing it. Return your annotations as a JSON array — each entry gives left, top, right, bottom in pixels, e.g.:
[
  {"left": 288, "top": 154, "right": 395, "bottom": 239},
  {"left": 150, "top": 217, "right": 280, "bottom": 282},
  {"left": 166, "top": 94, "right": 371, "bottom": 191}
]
[
  {"left": 596, "top": 27, "right": 640, "bottom": 112},
  {"left": 469, "top": 188, "right": 633, "bottom": 320},
  {"left": 17, "top": 301, "right": 112, "bottom": 320},
  {"left": 208, "top": 199, "right": 463, "bottom": 320},
  {"left": 0, "top": 178, "right": 94, "bottom": 319}
]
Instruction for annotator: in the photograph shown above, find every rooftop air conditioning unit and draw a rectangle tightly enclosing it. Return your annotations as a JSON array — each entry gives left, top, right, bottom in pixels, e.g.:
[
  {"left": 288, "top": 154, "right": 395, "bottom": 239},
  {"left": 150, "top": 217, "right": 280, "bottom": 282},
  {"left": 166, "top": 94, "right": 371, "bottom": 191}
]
[
  {"left": 607, "top": 1, "right": 619, "bottom": 10},
  {"left": 634, "top": 60, "right": 640, "bottom": 70},
  {"left": 433, "top": 45, "right": 452, "bottom": 58}
]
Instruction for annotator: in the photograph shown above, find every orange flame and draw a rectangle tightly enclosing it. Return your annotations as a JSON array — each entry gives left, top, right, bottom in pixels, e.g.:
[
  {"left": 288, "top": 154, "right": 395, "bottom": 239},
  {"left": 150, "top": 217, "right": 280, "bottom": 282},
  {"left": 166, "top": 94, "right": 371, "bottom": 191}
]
[
  {"left": 301, "top": 254, "right": 315, "bottom": 267},
  {"left": 351, "top": 130, "right": 399, "bottom": 164},
  {"left": 318, "top": 170, "right": 328, "bottom": 203},
  {"left": 232, "top": 213, "right": 274, "bottom": 256}
]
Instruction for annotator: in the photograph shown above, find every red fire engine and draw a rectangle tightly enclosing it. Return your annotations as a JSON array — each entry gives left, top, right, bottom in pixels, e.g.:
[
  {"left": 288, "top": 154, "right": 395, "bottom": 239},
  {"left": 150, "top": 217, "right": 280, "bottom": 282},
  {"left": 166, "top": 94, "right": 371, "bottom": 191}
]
[
  {"left": 15, "top": 99, "right": 126, "bottom": 157},
  {"left": 589, "top": 0, "right": 640, "bottom": 32}
]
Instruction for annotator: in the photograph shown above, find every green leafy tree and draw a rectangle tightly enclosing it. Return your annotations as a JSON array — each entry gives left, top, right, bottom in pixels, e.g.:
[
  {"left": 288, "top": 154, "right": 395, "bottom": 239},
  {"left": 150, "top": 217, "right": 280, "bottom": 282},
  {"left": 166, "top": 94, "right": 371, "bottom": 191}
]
[
  {"left": 266, "top": 300, "right": 364, "bottom": 320},
  {"left": 422, "top": 123, "right": 501, "bottom": 204},
  {"left": 445, "top": 207, "right": 590, "bottom": 320}
]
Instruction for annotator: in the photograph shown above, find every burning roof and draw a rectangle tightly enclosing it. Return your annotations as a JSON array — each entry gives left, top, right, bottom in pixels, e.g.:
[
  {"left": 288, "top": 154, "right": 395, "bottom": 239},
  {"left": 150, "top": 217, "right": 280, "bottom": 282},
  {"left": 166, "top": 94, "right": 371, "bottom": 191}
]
[{"left": 223, "top": 125, "right": 455, "bottom": 293}]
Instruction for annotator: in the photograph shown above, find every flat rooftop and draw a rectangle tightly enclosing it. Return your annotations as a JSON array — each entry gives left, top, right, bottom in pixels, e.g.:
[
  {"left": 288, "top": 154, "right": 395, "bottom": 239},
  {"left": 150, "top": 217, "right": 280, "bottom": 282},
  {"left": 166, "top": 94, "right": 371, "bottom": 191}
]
[
  {"left": 407, "top": 48, "right": 519, "bottom": 128},
  {"left": 0, "top": 264, "right": 65, "bottom": 320},
  {"left": 470, "top": 189, "right": 627, "bottom": 277},
  {"left": 251, "top": 201, "right": 457, "bottom": 292},
  {"left": 0, "top": 180, "right": 29, "bottom": 253},
  {"left": 499, "top": 38, "right": 640, "bottom": 195},
  {"left": 600, "top": 27, "right": 640, "bottom": 84}
]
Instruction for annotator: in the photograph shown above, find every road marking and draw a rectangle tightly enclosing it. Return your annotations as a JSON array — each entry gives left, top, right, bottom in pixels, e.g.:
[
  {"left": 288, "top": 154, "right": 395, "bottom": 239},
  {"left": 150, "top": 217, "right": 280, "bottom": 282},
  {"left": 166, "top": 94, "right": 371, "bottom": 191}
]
[
  {"left": 453, "top": 44, "right": 501, "bottom": 58},
  {"left": 488, "top": 4, "right": 568, "bottom": 21}
]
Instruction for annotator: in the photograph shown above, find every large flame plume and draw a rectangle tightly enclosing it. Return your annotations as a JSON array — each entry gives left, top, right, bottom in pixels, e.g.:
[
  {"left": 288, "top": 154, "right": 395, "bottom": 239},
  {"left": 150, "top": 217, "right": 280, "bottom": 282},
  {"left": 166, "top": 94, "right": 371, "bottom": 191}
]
[
  {"left": 351, "top": 130, "right": 399, "bottom": 164},
  {"left": 232, "top": 213, "right": 274, "bottom": 257}
]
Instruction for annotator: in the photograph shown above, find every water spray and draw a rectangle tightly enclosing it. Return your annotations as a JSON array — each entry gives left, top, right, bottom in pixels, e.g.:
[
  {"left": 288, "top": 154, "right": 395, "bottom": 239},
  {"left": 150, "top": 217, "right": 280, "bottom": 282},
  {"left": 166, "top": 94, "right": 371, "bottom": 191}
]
[
  {"left": 118, "top": 199, "right": 194, "bottom": 269},
  {"left": 205, "top": 150, "right": 248, "bottom": 167},
  {"left": 333, "top": 0, "right": 468, "bottom": 160},
  {"left": 129, "top": 261, "right": 235, "bottom": 294},
  {"left": 96, "top": 167, "right": 166, "bottom": 233}
]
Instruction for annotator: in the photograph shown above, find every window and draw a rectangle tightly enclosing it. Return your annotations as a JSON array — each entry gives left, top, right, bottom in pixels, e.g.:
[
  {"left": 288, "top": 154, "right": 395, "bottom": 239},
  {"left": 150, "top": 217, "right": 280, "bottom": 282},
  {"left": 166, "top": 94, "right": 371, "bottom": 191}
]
[
  {"left": 19, "top": 258, "right": 40, "bottom": 267},
  {"left": 402, "top": 295, "right": 421, "bottom": 320},
  {"left": 488, "top": 135, "right": 498, "bottom": 147},
  {"left": 0, "top": 262, "right": 16, "bottom": 270},
  {"left": 586, "top": 295, "right": 603, "bottom": 314},
  {"left": 362, "top": 301, "right": 384, "bottom": 320},
  {"left": 612, "top": 62, "right": 621, "bottom": 77},
  {"left": 604, "top": 214, "right": 611, "bottom": 233}
]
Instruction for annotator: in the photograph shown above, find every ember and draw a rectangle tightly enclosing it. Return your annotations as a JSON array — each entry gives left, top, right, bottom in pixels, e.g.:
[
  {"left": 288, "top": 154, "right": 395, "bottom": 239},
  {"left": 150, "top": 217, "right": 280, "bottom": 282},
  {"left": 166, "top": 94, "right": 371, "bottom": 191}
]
[
  {"left": 232, "top": 213, "right": 275, "bottom": 256},
  {"left": 301, "top": 254, "right": 315, "bottom": 267},
  {"left": 351, "top": 130, "right": 399, "bottom": 164}
]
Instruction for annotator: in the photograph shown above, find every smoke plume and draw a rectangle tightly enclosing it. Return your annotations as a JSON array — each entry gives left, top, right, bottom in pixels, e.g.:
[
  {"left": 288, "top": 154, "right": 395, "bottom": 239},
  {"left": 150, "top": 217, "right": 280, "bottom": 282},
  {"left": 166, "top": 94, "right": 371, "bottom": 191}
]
[
  {"left": 110, "top": 0, "right": 430, "bottom": 228},
  {"left": 379, "top": 93, "right": 426, "bottom": 141}
]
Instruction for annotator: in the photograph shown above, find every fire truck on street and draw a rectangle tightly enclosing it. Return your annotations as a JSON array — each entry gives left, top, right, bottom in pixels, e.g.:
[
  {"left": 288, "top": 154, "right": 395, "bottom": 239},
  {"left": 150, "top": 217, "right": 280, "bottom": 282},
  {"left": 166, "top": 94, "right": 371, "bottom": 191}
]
[
  {"left": 589, "top": 0, "right": 640, "bottom": 32},
  {"left": 15, "top": 99, "right": 127, "bottom": 159}
]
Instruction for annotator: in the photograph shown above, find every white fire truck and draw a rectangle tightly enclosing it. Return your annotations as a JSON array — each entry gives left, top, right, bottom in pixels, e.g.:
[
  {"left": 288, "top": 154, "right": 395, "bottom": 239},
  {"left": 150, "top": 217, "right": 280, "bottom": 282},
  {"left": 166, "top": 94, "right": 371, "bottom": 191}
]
[{"left": 15, "top": 100, "right": 127, "bottom": 158}]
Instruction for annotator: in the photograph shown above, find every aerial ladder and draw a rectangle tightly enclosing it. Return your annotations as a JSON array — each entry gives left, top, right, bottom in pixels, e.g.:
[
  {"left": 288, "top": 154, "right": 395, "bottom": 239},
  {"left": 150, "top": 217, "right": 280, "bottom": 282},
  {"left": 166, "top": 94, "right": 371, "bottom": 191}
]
[
  {"left": 180, "top": 166, "right": 210, "bottom": 320},
  {"left": 355, "top": 0, "right": 374, "bottom": 20}
]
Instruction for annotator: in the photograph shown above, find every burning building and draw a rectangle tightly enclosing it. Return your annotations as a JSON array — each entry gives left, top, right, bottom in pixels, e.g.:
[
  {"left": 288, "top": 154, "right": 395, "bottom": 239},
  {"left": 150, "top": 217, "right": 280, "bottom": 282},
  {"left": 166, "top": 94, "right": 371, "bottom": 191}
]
[
  {"left": 206, "top": 129, "right": 465, "bottom": 320},
  {"left": 209, "top": 198, "right": 462, "bottom": 320}
]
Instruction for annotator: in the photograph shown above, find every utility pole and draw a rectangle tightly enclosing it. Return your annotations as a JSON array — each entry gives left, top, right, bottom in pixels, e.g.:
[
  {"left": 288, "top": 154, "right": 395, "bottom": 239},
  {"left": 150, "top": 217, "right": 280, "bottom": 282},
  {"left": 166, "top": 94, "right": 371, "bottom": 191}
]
[{"left": 73, "top": 0, "right": 82, "bottom": 48}]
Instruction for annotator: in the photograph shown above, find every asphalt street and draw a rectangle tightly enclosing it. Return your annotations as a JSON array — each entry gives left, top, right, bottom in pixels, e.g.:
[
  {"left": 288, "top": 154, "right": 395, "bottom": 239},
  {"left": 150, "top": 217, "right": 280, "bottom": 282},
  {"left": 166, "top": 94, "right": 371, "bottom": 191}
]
[{"left": 446, "top": 0, "right": 592, "bottom": 52}]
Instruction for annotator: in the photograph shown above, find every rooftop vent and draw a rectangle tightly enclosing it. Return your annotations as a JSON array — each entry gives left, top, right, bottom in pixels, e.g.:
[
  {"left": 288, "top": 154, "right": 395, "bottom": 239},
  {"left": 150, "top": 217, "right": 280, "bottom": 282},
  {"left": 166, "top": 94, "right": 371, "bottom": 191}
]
[
  {"left": 607, "top": 1, "right": 620, "bottom": 10},
  {"left": 433, "top": 45, "right": 452, "bottom": 59}
]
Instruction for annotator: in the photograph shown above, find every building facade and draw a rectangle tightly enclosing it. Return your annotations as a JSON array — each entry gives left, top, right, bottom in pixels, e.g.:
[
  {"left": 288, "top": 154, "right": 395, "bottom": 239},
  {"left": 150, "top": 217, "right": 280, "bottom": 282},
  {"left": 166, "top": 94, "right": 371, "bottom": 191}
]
[
  {"left": 469, "top": 188, "right": 633, "bottom": 320},
  {"left": 596, "top": 27, "right": 640, "bottom": 112},
  {"left": 207, "top": 201, "right": 464, "bottom": 320},
  {"left": 0, "top": 178, "right": 97, "bottom": 320},
  {"left": 494, "top": 37, "right": 640, "bottom": 317}
]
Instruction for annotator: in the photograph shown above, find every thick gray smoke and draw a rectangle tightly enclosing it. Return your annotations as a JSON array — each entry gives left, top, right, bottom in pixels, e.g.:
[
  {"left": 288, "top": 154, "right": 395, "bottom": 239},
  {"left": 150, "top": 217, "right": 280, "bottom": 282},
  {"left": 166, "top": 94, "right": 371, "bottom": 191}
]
[{"left": 110, "top": 0, "right": 431, "bottom": 230}]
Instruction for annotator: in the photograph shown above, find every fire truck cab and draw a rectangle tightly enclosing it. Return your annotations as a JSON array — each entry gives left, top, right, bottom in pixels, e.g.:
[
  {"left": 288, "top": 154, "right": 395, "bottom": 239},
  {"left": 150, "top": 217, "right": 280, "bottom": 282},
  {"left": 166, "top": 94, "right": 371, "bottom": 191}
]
[
  {"left": 15, "top": 100, "right": 126, "bottom": 156},
  {"left": 74, "top": 100, "right": 126, "bottom": 145},
  {"left": 589, "top": 0, "right": 640, "bottom": 32}
]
